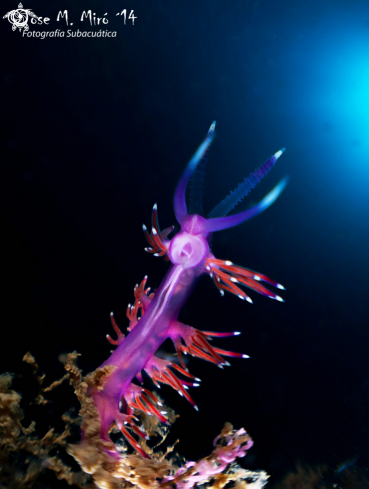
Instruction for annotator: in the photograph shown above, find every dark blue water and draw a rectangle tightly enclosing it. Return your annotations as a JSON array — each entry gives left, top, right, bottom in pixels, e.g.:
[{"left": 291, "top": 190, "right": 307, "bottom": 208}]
[{"left": 1, "top": 0, "right": 369, "bottom": 485}]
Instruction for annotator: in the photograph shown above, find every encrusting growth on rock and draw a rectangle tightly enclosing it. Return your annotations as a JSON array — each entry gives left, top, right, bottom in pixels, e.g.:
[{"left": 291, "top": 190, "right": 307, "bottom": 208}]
[{"left": 0, "top": 352, "right": 268, "bottom": 489}]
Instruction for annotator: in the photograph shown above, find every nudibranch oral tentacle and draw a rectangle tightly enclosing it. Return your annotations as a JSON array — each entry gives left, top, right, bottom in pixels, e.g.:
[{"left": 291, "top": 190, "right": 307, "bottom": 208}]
[
  {"left": 174, "top": 121, "right": 216, "bottom": 227},
  {"left": 87, "top": 122, "right": 286, "bottom": 458}
]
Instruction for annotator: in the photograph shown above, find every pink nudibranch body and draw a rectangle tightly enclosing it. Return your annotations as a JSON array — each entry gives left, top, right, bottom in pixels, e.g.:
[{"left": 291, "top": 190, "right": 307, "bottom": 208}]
[{"left": 90, "top": 122, "right": 287, "bottom": 457}]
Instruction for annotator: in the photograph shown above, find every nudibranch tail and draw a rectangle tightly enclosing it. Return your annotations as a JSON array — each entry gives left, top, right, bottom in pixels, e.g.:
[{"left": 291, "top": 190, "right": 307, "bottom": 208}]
[{"left": 174, "top": 121, "right": 216, "bottom": 226}]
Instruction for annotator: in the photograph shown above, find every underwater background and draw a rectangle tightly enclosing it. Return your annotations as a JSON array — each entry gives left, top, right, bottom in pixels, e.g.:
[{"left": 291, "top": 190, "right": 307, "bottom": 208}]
[{"left": 1, "top": 0, "right": 369, "bottom": 486}]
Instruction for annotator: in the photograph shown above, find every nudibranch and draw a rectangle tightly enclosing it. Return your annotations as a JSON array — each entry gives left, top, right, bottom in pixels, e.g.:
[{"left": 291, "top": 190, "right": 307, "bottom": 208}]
[{"left": 89, "top": 122, "right": 286, "bottom": 457}]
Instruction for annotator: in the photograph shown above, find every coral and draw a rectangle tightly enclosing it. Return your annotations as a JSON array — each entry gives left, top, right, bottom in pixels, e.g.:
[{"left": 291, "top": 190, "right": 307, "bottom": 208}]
[
  {"left": 0, "top": 352, "right": 267, "bottom": 489},
  {"left": 0, "top": 354, "right": 90, "bottom": 489},
  {"left": 64, "top": 352, "right": 268, "bottom": 489}
]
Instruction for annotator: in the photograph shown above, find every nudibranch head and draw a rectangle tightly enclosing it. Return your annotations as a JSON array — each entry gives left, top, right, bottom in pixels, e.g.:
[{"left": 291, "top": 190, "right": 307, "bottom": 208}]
[{"left": 169, "top": 229, "right": 209, "bottom": 268}]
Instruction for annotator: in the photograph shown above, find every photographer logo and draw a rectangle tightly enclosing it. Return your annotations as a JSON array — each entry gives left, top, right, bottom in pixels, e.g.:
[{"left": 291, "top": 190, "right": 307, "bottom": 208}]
[{"left": 3, "top": 3, "right": 40, "bottom": 32}]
